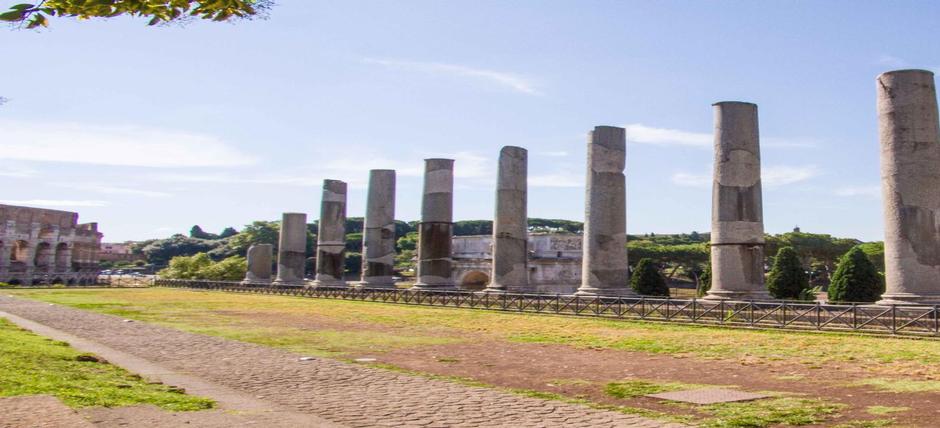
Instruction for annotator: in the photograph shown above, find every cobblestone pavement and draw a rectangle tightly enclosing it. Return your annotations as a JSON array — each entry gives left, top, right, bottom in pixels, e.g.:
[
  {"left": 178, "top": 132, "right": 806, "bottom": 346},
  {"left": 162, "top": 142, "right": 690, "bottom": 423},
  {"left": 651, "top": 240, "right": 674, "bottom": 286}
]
[
  {"left": 0, "top": 295, "right": 685, "bottom": 428},
  {"left": 0, "top": 395, "right": 95, "bottom": 428}
]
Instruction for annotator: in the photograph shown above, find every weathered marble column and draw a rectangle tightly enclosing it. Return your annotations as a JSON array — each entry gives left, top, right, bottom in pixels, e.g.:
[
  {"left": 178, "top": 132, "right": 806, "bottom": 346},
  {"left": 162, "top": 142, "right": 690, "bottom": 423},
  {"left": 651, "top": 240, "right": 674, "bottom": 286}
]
[
  {"left": 877, "top": 70, "right": 940, "bottom": 305},
  {"left": 273, "top": 212, "right": 307, "bottom": 286},
  {"left": 242, "top": 244, "right": 273, "bottom": 284},
  {"left": 705, "top": 102, "right": 771, "bottom": 301},
  {"left": 313, "top": 180, "right": 348, "bottom": 287},
  {"left": 485, "top": 146, "right": 529, "bottom": 293},
  {"left": 414, "top": 159, "right": 456, "bottom": 289},
  {"left": 358, "top": 170, "right": 397, "bottom": 288},
  {"left": 575, "top": 126, "right": 634, "bottom": 296}
]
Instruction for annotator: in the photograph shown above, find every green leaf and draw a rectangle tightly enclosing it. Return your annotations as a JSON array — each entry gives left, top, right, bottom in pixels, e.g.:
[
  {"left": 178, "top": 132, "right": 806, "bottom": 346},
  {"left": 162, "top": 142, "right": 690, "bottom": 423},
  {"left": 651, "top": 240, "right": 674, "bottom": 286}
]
[
  {"left": 0, "top": 10, "right": 27, "bottom": 21},
  {"left": 147, "top": 16, "right": 161, "bottom": 25},
  {"left": 10, "top": 4, "right": 34, "bottom": 11}
]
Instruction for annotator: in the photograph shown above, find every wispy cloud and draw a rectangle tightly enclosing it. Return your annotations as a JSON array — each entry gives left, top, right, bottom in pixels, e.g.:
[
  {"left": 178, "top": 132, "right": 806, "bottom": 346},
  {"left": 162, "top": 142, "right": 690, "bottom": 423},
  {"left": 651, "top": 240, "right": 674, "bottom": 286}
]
[
  {"left": 835, "top": 185, "right": 881, "bottom": 198},
  {"left": 0, "top": 120, "right": 256, "bottom": 168},
  {"left": 0, "top": 199, "right": 109, "bottom": 207},
  {"left": 0, "top": 163, "right": 38, "bottom": 178},
  {"left": 625, "top": 124, "right": 711, "bottom": 147},
  {"left": 671, "top": 165, "right": 818, "bottom": 188},
  {"left": 52, "top": 183, "right": 172, "bottom": 198},
  {"left": 364, "top": 58, "right": 541, "bottom": 95}
]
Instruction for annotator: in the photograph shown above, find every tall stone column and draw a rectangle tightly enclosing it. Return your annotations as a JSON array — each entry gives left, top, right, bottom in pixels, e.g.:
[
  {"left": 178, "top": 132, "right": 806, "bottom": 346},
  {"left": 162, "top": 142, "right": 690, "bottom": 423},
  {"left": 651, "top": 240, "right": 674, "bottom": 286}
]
[
  {"left": 877, "top": 70, "right": 940, "bottom": 305},
  {"left": 313, "top": 180, "right": 347, "bottom": 287},
  {"left": 705, "top": 102, "right": 771, "bottom": 301},
  {"left": 575, "top": 126, "right": 634, "bottom": 296},
  {"left": 273, "top": 212, "right": 307, "bottom": 286},
  {"left": 358, "top": 170, "right": 397, "bottom": 288},
  {"left": 414, "top": 159, "right": 456, "bottom": 289},
  {"left": 485, "top": 146, "right": 529, "bottom": 293},
  {"left": 242, "top": 244, "right": 273, "bottom": 284}
]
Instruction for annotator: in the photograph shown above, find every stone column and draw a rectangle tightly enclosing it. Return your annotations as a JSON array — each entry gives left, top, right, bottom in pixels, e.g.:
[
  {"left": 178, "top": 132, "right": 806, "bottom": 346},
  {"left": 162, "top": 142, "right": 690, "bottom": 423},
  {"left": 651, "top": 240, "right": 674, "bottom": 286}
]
[
  {"left": 358, "top": 170, "right": 397, "bottom": 288},
  {"left": 705, "top": 101, "right": 771, "bottom": 301},
  {"left": 414, "top": 159, "right": 456, "bottom": 289},
  {"left": 242, "top": 244, "right": 273, "bottom": 284},
  {"left": 485, "top": 146, "right": 529, "bottom": 293},
  {"left": 575, "top": 126, "right": 634, "bottom": 296},
  {"left": 313, "top": 180, "right": 347, "bottom": 287},
  {"left": 877, "top": 70, "right": 940, "bottom": 305},
  {"left": 273, "top": 212, "right": 307, "bottom": 286}
]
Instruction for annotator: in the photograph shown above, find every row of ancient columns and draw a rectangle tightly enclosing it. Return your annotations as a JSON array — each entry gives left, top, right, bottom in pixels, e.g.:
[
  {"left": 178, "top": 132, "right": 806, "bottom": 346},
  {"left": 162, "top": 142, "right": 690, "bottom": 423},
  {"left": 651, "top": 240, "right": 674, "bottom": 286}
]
[{"left": 241, "top": 68, "right": 940, "bottom": 305}]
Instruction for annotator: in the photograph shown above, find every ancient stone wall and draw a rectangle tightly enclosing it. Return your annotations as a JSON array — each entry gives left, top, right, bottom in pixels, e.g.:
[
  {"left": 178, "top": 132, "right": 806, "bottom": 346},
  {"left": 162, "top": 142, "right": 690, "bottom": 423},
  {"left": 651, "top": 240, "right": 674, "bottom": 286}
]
[
  {"left": 452, "top": 234, "right": 582, "bottom": 294},
  {"left": 0, "top": 204, "right": 102, "bottom": 285}
]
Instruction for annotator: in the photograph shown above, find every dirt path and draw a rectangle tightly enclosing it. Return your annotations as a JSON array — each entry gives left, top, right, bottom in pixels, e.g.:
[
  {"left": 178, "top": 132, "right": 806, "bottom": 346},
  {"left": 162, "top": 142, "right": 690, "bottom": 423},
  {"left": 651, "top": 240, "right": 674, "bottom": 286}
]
[{"left": 0, "top": 295, "right": 681, "bottom": 428}]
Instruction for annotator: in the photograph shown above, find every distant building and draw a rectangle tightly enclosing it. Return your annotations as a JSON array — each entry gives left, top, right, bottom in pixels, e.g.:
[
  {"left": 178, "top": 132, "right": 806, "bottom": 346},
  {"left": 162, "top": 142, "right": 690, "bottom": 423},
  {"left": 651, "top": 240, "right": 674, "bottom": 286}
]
[
  {"left": 452, "top": 233, "right": 582, "bottom": 294},
  {"left": 100, "top": 242, "right": 145, "bottom": 263},
  {"left": 0, "top": 204, "right": 102, "bottom": 285}
]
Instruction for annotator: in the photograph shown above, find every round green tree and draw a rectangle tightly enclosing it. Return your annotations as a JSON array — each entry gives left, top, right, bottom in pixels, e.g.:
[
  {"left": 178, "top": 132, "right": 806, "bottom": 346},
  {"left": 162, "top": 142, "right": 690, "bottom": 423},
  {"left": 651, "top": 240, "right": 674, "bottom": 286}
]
[
  {"left": 766, "top": 247, "right": 809, "bottom": 299},
  {"left": 828, "top": 246, "right": 884, "bottom": 303},
  {"left": 631, "top": 258, "right": 669, "bottom": 297}
]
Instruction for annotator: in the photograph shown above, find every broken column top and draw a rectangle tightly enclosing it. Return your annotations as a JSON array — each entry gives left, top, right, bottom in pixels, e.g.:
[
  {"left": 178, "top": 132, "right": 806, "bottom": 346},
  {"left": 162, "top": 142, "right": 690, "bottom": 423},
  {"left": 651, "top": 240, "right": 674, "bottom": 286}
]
[
  {"left": 422, "top": 158, "right": 454, "bottom": 223},
  {"left": 322, "top": 179, "right": 347, "bottom": 194}
]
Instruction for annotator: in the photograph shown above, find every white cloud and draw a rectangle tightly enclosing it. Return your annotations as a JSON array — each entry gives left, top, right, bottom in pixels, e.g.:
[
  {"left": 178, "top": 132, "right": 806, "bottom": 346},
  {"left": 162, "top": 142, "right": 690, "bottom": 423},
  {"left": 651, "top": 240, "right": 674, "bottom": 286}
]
[
  {"left": 624, "top": 123, "right": 711, "bottom": 147},
  {"left": 0, "top": 163, "right": 38, "bottom": 178},
  {"left": 762, "top": 165, "right": 819, "bottom": 186},
  {"left": 671, "top": 165, "right": 818, "bottom": 188},
  {"left": 52, "top": 183, "right": 172, "bottom": 198},
  {"left": 0, "top": 120, "right": 256, "bottom": 168},
  {"left": 835, "top": 185, "right": 881, "bottom": 198},
  {"left": 364, "top": 58, "right": 541, "bottom": 95},
  {"left": 537, "top": 151, "right": 570, "bottom": 157},
  {"left": 0, "top": 199, "right": 109, "bottom": 207},
  {"left": 671, "top": 172, "right": 711, "bottom": 188}
]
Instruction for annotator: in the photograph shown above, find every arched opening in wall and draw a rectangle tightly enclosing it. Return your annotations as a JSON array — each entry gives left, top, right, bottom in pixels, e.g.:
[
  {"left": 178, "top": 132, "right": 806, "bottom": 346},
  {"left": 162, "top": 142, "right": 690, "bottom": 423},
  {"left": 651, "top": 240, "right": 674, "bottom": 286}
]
[
  {"left": 460, "top": 271, "right": 489, "bottom": 290},
  {"left": 34, "top": 242, "right": 52, "bottom": 269},
  {"left": 67, "top": 279, "right": 76, "bottom": 285},
  {"left": 51, "top": 277, "right": 63, "bottom": 285},
  {"left": 54, "top": 243, "right": 69, "bottom": 271},
  {"left": 10, "top": 240, "right": 29, "bottom": 264}
]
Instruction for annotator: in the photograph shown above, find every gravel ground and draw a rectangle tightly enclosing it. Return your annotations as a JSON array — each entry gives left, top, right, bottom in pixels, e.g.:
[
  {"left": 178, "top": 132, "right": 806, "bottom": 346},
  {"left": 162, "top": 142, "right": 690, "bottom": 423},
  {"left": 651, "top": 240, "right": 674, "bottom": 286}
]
[{"left": 0, "top": 295, "right": 683, "bottom": 428}]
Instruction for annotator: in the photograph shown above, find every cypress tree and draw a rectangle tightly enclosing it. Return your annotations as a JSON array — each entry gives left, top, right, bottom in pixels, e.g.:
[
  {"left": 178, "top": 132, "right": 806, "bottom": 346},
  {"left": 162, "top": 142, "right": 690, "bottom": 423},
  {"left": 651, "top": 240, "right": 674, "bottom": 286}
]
[
  {"left": 631, "top": 258, "right": 670, "bottom": 297},
  {"left": 828, "top": 246, "right": 884, "bottom": 303},
  {"left": 766, "top": 247, "right": 809, "bottom": 299}
]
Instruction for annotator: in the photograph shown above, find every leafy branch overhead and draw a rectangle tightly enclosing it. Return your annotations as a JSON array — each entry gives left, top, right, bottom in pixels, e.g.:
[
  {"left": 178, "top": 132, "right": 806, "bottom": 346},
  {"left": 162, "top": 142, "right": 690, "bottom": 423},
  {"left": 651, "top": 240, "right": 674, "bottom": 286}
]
[{"left": 1, "top": 0, "right": 273, "bottom": 29}]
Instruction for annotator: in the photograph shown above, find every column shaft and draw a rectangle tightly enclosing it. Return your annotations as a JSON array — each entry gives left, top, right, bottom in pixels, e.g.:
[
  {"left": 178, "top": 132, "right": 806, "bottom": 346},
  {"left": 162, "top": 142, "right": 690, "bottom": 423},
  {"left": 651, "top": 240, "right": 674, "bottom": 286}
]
[
  {"left": 313, "top": 180, "right": 348, "bottom": 286},
  {"left": 575, "top": 126, "right": 634, "bottom": 296},
  {"left": 359, "top": 170, "right": 397, "bottom": 288},
  {"left": 877, "top": 70, "right": 940, "bottom": 304},
  {"left": 273, "top": 212, "right": 307, "bottom": 286},
  {"left": 486, "top": 146, "right": 529, "bottom": 292},
  {"left": 705, "top": 101, "right": 771, "bottom": 300},
  {"left": 414, "top": 159, "right": 456, "bottom": 289},
  {"left": 243, "top": 244, "right": 273, "bottom": 284}
]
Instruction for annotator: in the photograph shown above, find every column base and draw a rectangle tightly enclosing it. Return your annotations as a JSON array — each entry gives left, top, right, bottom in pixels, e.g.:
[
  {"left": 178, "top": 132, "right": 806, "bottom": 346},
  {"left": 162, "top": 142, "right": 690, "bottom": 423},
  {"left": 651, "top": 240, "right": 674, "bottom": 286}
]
[
  {"left": 573, "top": 286, "right": 638, "bottom": 297},
  {"left": 702, "top": 290, "right": 774, "bottom": 301},
  {"left": 240, "top": 279, "right": 271, "bottom": 286},
  {"left": 309, "top": 279, "right": 347, "bottom": 288},
  {"left": 271, "top": 279, "right": 306, "bottom": 287},
  {"left": 351, "top": 280, "right": 397, "bottom": 289},
  {"left": 411, "top": 283, "right": 457, "bottom": 291},
  {"left": 877, "top": 292, "right": 940, "bottom": 306}
]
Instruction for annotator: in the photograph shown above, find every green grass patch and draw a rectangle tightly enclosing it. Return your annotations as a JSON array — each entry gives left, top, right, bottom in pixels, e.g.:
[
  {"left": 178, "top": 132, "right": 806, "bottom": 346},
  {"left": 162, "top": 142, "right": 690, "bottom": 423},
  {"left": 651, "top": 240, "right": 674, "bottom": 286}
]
[
  {"left": 866, "top": 405, "right": 909, "bottom": 415},
  {"left": 0, "top": 318, "right": 213, "bottom": 410},
  {"left": 833, "top": 420, "right": 897, "bottom": 428},
  {"left": 853, "top": 378, "right": 940, "bottom": 393},
  {"left": 604, "top": 379, "right": 696, "bottom": 398},
  {"left": 700, "top": 397, "right": 845, "bottom": 428}
]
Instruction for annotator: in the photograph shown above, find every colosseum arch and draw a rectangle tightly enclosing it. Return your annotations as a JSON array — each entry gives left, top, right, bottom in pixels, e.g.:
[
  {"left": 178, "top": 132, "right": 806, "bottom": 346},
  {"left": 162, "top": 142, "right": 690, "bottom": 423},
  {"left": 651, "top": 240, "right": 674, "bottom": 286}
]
[
  {"left": 10, "top": 240, "right": 30, "bottom": 265},
  {"left": 34, "top": 242, "right": 52, "bottom": 269},
  {"left": 459, "top": 270, "right": 490, "bottom": 290},
  {"left": 54, "top": 243, "right": 69, "bottom": 271}
]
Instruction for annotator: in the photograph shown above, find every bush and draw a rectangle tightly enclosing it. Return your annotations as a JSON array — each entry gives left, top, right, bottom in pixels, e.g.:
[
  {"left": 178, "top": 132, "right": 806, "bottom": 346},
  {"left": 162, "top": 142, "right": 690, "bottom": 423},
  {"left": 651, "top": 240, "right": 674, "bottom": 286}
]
[
  {"left": 158, "top": 253, "right": 246, "bottom": 281},
  {"left": 631, "top": 258, "right": 669, "bottom": 297},
  {"left": 828, "top": 246, "right": 884, "bottom": 303},
  {"left": 0, "top": 282, "right": 13, "bottom": 288},
  {"left": 766, "top": 247, "right": 810, "bottom": 299}
]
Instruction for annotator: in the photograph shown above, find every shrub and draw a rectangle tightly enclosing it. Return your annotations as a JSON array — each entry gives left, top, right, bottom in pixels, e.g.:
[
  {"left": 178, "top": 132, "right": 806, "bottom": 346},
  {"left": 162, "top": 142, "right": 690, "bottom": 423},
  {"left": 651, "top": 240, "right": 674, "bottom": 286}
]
[
  {"left": 0, "top": 282, "right": 13, "bottom": 288},
  {"left": 828, "top": 246, "right": 884, "bottom": 303},
  {"left": 767, "top": 247, "right": 810, "bottom": 299},
  {"left": 631, "top": 258, "right": 669, "bottom": 297},
  {"left": 159, "top": 253, "right": 246, "bottom": 281}
]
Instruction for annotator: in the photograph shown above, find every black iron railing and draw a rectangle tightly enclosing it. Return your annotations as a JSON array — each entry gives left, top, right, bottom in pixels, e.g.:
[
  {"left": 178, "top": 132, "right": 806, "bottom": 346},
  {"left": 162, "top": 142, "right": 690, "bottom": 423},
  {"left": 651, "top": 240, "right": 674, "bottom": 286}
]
[{"left": 154, "top": 279, "right": 940, "bottom": 338}]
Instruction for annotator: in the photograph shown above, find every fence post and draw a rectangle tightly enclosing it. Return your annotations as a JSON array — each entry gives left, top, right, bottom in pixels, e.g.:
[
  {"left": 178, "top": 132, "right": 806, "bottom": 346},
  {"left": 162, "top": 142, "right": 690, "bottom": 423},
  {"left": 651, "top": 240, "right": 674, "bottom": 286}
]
[
  {"left": 892, "top": 305, "right": 897, "bottom": 334},
  {"left": 816, "top": 301, "right": 821, "bottom": 330},
  {"left": 935, "top": 305, "right": 939, "bottom": 336}
]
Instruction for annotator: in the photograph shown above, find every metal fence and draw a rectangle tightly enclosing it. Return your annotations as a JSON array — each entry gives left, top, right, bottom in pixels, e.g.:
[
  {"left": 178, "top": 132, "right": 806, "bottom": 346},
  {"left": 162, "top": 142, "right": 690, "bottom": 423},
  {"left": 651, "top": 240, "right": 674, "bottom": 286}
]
[{"left": 154, "top": 279, "right": 940, "bottom": 338}]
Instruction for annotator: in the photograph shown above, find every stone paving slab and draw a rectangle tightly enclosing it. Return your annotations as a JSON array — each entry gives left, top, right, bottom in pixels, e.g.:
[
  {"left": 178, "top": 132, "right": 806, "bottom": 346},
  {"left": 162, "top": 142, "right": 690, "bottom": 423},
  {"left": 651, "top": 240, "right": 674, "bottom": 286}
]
[
  {"left": 647, "top": 388, "right": 769, "bottom": 405},
  {"left": 0, "top": 295, "right": 685, "bottom": 428},
  {"left": 0, "top": 395, "right": 95, "bottom": 428}
]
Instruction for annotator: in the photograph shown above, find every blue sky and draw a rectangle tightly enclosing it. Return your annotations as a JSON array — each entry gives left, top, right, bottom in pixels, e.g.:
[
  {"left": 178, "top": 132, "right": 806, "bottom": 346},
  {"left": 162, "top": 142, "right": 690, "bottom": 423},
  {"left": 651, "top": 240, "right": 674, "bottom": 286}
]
[{"left": 2, "top": 1, "right": 938, "bottom": 242}]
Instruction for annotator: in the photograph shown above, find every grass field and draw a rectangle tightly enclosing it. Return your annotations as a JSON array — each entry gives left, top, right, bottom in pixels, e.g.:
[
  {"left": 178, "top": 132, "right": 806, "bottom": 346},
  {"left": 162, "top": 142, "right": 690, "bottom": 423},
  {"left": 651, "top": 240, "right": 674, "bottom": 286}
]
[
  {"left": 8, "top": 287, "right": 938, "bottom": 427},
  {"left": 0, "top": 317, "right": 213, "bottom": 410}
]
